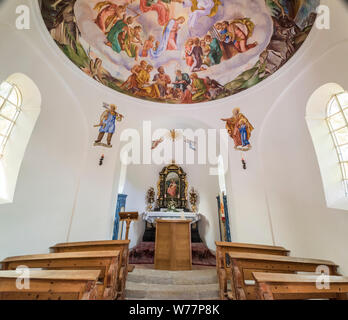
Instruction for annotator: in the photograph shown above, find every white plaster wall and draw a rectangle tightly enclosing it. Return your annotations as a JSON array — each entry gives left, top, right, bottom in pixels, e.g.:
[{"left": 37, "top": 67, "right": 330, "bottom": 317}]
[
  {"left": 0, "top": 20, "right": 88, "bottom": 258},
  {"left": 0, "top": 0, "right": 347, "bottom": 273},
  {"left": 257, "top": 1, "right": 348, "bottom": 274},
  {"left": 259, "top": 41, "right": 348, "bottom": 274}
]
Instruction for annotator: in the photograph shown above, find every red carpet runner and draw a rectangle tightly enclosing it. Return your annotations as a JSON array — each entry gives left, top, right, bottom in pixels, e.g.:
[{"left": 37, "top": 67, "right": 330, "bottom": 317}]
[{"left": 129, "top": 242, "right": 216, "bottom": 266}]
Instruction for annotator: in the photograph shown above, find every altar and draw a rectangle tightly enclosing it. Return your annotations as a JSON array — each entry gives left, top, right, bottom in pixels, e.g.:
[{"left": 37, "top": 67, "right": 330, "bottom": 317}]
[
  {"left": 129, "top": 163, "right": 215, "bottom": 266},
  {"left": 142, "top": 211, "right": 202, "bottom": 243},
  {"left": 142, "top": 212, "right": 201, "bottom": 224},
  {"left": 141, "top": 163, "right": 203, "bottom": 242}
]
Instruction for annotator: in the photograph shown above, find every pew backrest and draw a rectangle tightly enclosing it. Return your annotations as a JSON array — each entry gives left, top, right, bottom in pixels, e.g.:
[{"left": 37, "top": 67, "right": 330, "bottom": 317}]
[
  {"left": 49, "top": 240, "right": 130, "bottom": 299},
  {"left": 228, "top": 252, "right": 339, "bottom": 300},
  {"left": 215, "top": 241, "right": 289, "bottom": 300},
  {"left": 215, "top": 241, "right": 289, "bottom": 270},
  {"left": 253, "top": 272, "right": 348, "bottom": 300},
  {"left": 1, "top": 250, "right": 120, "bottom": 300},
  {"left": 0, "top": 270, "right": 100, "bottom": 300}
]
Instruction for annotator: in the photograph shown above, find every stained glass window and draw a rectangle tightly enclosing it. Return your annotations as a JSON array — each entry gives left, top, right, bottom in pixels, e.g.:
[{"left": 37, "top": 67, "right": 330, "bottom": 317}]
[
  {"left": 327, "top": 92, "right": 348, "bottom": 195},
  {"left": 0, "top": 81, "right": 22, "bottom": 157}
]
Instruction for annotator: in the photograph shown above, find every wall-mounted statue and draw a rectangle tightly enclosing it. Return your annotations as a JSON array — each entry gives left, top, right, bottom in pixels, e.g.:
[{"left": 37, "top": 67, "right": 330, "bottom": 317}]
[
  {"left": 222, "top": 107, "right": 254, "bottom": 151},
  {"left": 94, "top": 103, "right": 124, "bottom": 148}
]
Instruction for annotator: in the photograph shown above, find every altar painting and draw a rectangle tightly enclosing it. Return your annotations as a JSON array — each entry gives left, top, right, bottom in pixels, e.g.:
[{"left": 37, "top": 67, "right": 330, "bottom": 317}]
[{"left": 165, "top": 172, "right": 180, "bottom": 199}]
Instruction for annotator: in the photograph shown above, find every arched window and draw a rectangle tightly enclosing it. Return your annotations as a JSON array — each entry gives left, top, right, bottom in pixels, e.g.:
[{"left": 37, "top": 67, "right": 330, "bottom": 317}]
[
  {"left": 306, "top": 83, "right": 348, "bottom": 210},
  {"left": 326, "top": 92, "right": 348, "bottom": 196},
  {"left": 0, "top": 73, "right": 41, "bottom": 204},
  {"left": 0, "top": 81, "right": 22, "bottom": 157}
]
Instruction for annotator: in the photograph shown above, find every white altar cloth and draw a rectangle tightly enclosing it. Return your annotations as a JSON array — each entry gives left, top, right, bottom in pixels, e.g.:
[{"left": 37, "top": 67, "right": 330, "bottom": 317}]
[{"left": 142, "top": 212, "right": 201, "bottom": 224}]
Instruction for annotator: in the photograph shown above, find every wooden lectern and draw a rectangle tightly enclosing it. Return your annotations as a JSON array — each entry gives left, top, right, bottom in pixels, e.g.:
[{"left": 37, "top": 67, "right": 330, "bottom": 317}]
[
  {"left": 119, "top": 211, "right": 138, "bottom": 273},
  {"left": 154, "top": 219, "right": 192, "bottom": 271},
  {"left": 119, "top": 212, "right": 139, "bottom": 240}
]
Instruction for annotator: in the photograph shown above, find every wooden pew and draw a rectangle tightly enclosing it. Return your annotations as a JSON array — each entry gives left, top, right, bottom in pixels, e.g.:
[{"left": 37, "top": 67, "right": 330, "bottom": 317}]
[
  {"left": 228, "top": 252, "right": 339, "bottom": 300},
  {"left": 253, "top": 272, "right": 348, "bottom": 300},
  {"left": 50, "top": 240, "right": 130, "bottom": 299},
  {"left": 0, "top": 270, "right": 100, "bottom": 300},
  {"left": 1, "top": 250, "right": 120, "bottom": 300},
  {"left": 215, "top": 241, "right": 290, "bottom": 300}
]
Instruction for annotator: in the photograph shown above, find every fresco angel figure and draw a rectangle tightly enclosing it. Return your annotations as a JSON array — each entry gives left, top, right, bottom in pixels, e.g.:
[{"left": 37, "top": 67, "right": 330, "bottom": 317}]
[
  {"left": 228, "top": 19, "right": 257, "bottom": 53},
  {"left": 94, "top": 1, "right": 127, "bottom": 33},
  {"left": 94, "top": 104, "right": 124, "bottom": 147},
  {"left": 221, "top": 107, "right": 254, "bottom": 150},
  {"left": 182, "top": 0, "right": 222, "bottom": 34}
]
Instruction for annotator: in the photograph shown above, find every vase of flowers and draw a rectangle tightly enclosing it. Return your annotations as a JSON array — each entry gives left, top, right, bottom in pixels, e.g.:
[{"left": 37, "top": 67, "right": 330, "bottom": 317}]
[
  {"left": 189, "top": 187, "right": 198, "bottom": 213},
  {"left": 146, "top": 187, "right": 155, "bottom": 211},
  {"left": 166, "top": 199, "right": 179, "bottom": 212}
]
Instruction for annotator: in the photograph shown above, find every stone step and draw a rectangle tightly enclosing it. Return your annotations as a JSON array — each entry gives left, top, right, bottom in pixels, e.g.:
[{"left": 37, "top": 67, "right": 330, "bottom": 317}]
[
  {"left": 126, "top": 282, "right": 220, "bottom": 300},
  {"left": 126, "top": 267, "right": 220, "bottom": 300},
  {"left": 127, "top": 268, "right": 218, "bottom": 285}
]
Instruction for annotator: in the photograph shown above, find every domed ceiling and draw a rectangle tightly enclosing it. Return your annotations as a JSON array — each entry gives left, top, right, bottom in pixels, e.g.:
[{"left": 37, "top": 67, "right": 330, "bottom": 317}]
[{"left": 40, "top": 0, "right": 319, "bottom": 104}]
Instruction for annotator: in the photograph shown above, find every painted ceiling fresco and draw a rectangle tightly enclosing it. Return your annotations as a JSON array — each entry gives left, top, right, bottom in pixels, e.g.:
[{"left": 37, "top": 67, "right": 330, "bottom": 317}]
[{"left": 40, "top": 0, "right": 319, "bottom": 104}]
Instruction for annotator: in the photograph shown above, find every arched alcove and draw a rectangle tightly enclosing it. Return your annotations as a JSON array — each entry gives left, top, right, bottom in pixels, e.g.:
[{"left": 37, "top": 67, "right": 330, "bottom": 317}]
[
  {"left": 306, "top": 83, "right": 348, "bottom": 210},
  {"left": 110, "top": 116, "right": 231, "bottom": 251},
  {"left": 0, "top": 73, "right": 41, "bottom": 204}
]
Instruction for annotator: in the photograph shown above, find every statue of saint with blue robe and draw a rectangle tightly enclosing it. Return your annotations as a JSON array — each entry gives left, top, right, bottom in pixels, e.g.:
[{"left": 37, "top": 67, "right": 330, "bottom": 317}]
[
  {"left": 239, "top": 123, "right": 250, "bottom": 147},
  {"left": 95, "top": 104, "right": 123, "bottom": 147},
  {"left": 221, "top": 107, "right": 254, "bottom": 150}
]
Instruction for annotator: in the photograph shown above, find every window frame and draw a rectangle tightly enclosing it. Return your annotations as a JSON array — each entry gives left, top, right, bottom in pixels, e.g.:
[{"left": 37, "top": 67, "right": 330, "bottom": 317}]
[
  {"left": 326, "top": 91, "right": 348, "bottom": 197},
  {"left": 0, "top": 73, "right": 41, "bottom": 205},
  {"left": 0, "top": 81, "right": 22, "bottom": 158},
  {"left": 305, "top": 83, "right": 348, "bottom": 211}
]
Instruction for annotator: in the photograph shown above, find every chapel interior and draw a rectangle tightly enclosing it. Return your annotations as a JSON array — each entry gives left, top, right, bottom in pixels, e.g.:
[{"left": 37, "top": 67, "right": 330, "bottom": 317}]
[{"left": 0, "top": 0, "right": 348, "bottom": 301}]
